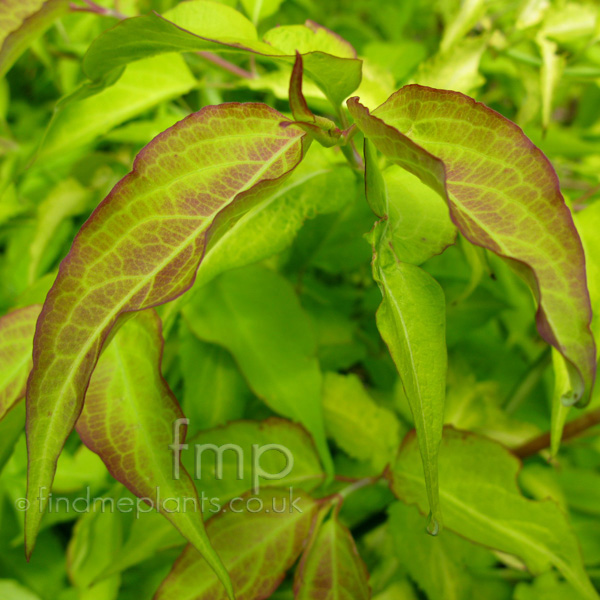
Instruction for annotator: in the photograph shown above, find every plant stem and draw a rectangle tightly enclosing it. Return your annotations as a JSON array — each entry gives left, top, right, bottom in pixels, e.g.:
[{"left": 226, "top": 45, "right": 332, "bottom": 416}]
[
  {"left": 70, "top": 0, "right": 126, "bottom": 19},
  {"left": 514, "top": 406, "right": 600, "bottom": 459},
  {"left": 197, "top": 52, "right": 255, "bottom": 79}
]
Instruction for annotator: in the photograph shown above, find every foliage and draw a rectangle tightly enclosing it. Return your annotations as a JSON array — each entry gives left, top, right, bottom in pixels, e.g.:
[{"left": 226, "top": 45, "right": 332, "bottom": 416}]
[{"left": 1, "top": 0, "right": 600, "bottom": 599}]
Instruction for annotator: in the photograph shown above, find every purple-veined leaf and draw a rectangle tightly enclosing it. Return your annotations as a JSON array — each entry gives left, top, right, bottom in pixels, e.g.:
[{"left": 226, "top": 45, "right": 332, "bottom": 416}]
[
  {"left": 75, "top": 309, "right": 232, "bottom": 597},
  {"left": 75, "top": 1, "right": 361, "bottom": 109},
  {"left": 154, "top": 488, "right": 318, "bottom": 600},
  {"left": 0, "top": 0, "right": 69, "bottom": 77},
  {"left": 0, "top": 305, "right": 40, "bottom": 421},
  {"left": 294, "top": 513, "right": 370, "bottom": 600},
  {"left": 348, "top": 85, "right": 596, "bottom": 407},
  {"left": 25, "top": 102, "right": 305, "bottom": 559},
  {"left": 388, "top": 428, "right": 599, "bottom": 600}
]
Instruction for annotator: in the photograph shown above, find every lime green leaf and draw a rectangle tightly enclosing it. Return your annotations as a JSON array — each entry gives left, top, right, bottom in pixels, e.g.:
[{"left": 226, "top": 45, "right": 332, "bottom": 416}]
[
  {"left": 78, "top": 1, "right": 361, "bottom": 108},
  {"left": 551, "top": 198, "right": 600, "bottom": 452},
  {"left": 27, "top": 179, "right": 89, "bottom": 284},
  {"left": 414, "top": 37, "right": 487, "bottom": 95},
  {"left": 182, "top": 265, "right": 333, "bottom": 474},
  {"left": 388, "top": 428, "right": 599, "bottom": 600},
  {"left": 365, "top": 142, "right": 456, "bottom": 266},
  {"left": 294, "top": 514, "right": 370, "bottom": 599},
  {"left": 389, "top": 502, "right": 498, "bottom": 600},
  {"left": 76, "top": 310, "right": 232, "bottom": 598},
  {"left": 194, "top": 149, "right": 353, "bottom": 288},
  {"left": 179, "top": 330, "right": 247, "bottom": 432},
  {"left": 0, "top": 304, "right": 40, "bottom": 421},
  {"left": 183, "top": 417, "right": 325, "bottom": 502},
  {"left": 372, "top": 245, "right": 446, "bottom": 534},
  {"left": 66, "top": 489, "right": 123, "bottom": 596},
  {"left": 154, "top": 489, "right": 318, "bottom": 600},
  {"left": 322, "top": 372, "right": 400, "bottom": 471},
  {"left": 25, "top": 103, "right": 304, "bottom": 559},
  {"left": 440, "top": 0, "right": 485, "bottom": 53},
  {"left": 0, "top": 0, "right": 69, "bottom": 77},
  {"left": 240, "top": 0, "right": 283, "bottom": 25},
  {"left": 0, "top": 401, "right": 25, "bottom": 473},
  {"left": 537, "top": 35, "right": 565, "bottom": 131},
  {"left": 39, "top": 54, "right": 196, "bottom": 159},
  {"left": 515, "top": 572, "right": 589, "bottom": 600},
  {"left": 349, "top": 86, "right": 596, "bottom": 406}
]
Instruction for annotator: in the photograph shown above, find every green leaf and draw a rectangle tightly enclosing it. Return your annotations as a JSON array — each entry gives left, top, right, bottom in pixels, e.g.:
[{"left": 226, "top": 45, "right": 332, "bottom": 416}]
[
  {"left": 365, "top": 141, "right": 456, "bottom": 266},
  {"left": 294, "top": 514, "right": 370, "bottom": 599},
  {"left": 154, "top": 488, "right": 318, "bottom": 600},
  {"left": 515, "top": 572, "right": 589, "bottom": 600},
  {"left": 182, "top": 265, "right": 333, "bottom": 474},
  {"left": 25, "top": 102, "right": 305, "bottom": 559},
  {"left": 440, "top": 0, "right": 485, "bottom": 53},
  {"left": 0, "top": 401, "right": 25, "bottom": 474},
  {"left": 321, "top": 372, "right": 401, "bottom": 471},
  {"left": 182, "top": 417, "right": 325, "bottom": 502},
  {"left": 388, "top": 428, "right": 599, "bottom": 600},
  {"left": 178, "top": 329, "right": 248, "bottom": 433},
  {"left": 240, "top": 0, "right": 283, "bottom": 25},
  {"left": 77, "top": 1, "right": 362, "bottom": 108},
  {"left": 0, "top": 304, "right": 40, "bottom": 421},
  {"left": 537, "top": 35, "right": 565, "bottom": 131},
  {"left": 75, "top": 310, "right": 233, "bottom": 598},
  {"left": 27, "top": 179, "right": 89, "bottom": 285},
  {"left": 194, "top": 147, "right": 353, "bottom": 289},
  {"left": 389, "top": 502, "right": 500, "bottom": 600},
  {"left": 349, "top": 86, "right": 596, "bottom": 406},
  {"left": 38, "top": 54, "right": 196, "bottom": 159},
  {"left": 66, "top": 488, "right": 123, "bottom": 596},
  {"left": 0, "top": 0, "right": 69, "bottom": 77},
  {"left": 372, "top": 245, "right": 446, "bottom": 534}
]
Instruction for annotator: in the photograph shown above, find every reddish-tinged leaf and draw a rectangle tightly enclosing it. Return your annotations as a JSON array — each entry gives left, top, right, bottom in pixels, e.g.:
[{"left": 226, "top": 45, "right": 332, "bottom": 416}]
[
  {"left": 76, "top": 309, "right": 232, "bottom": 597},
  {"left": 154, "top": 488, "right": 318, "bottom": 600},
  {"left": 348, "top": 85, "right": 596, "bottom": 406},
  {"left": 0, "top": 305, "right": 40, "bottom": 421},
  {"left": 0, "top": 0, "right": 69, "bottom": 77},
  {"left": 294, "top": 514, "right": 370, "bottom": 600},
  {"left": 25, "top": 103, "right": 305, "bottom": 558}
]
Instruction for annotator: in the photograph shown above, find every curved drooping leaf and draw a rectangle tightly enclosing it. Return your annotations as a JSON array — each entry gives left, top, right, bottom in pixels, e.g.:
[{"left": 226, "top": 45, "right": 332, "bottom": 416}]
[
  {"left": 154, "top": 489, "right": 318, "bottom": 600},
  {"left": 388, "top": 428, "right": 599, "bottom": 600},
  {"left": 183, "top": 265, "right": 333, "bottom": 473},
  {"left": 294, "top": 514, "right": 370, "bottom": 600},
  {"left": 551, "top": 201, "right": 600, "bottom": 453},
  {"left": 76, "top": 1, "right": 362, "bottom": 108},
  {"left": 0, "top": 304, "right": 40, "bottom": 421},
  {"left": 0, "top": 0, "right": 68, "bottom": 77},
  {"left": 25, "top": 102, "right": 305, "bottom": 558},
  {"left": 349, "top": 85, "right": 596, "bottom": 407},
  {"left": 183, "top": 418, "right": 325, "bottom": 503},
  {"left": 76, "top": 310, "right": 232, "bottom": 598}
]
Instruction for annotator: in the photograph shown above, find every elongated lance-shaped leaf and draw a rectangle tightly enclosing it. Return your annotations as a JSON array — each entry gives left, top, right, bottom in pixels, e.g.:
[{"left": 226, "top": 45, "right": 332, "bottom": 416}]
[
  {"left": 349, "top": 86, "right": 596, "bottom": 407},
  {"left": 75, "top": 2, "right": 361, "bottom": 109},
  {"left": 372, "top": 241, "right": 446, "bottom": 534},
  {"left": 388, "top": 428, "right": 599, "bottom": 600},
  {"left": 154, "top": 488, "right": 318, "bottom": 600},
  {"left": 0, "top": 0, "right": 68, "bottom": 77},
  {"left": 25, "top": 102, "right": 305, "bottom": 559},
  {"left": 75, "top": 310, "right": 232, "bottom": 598},
  {"left": 294, "top": 513, "right": 371, "bottom": 599},
  {"left": 0, "top": 305, "right": 40, "bottom": 421},
  {"left": 365, "top": 140, "right": 447, "bottom": 533}
]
